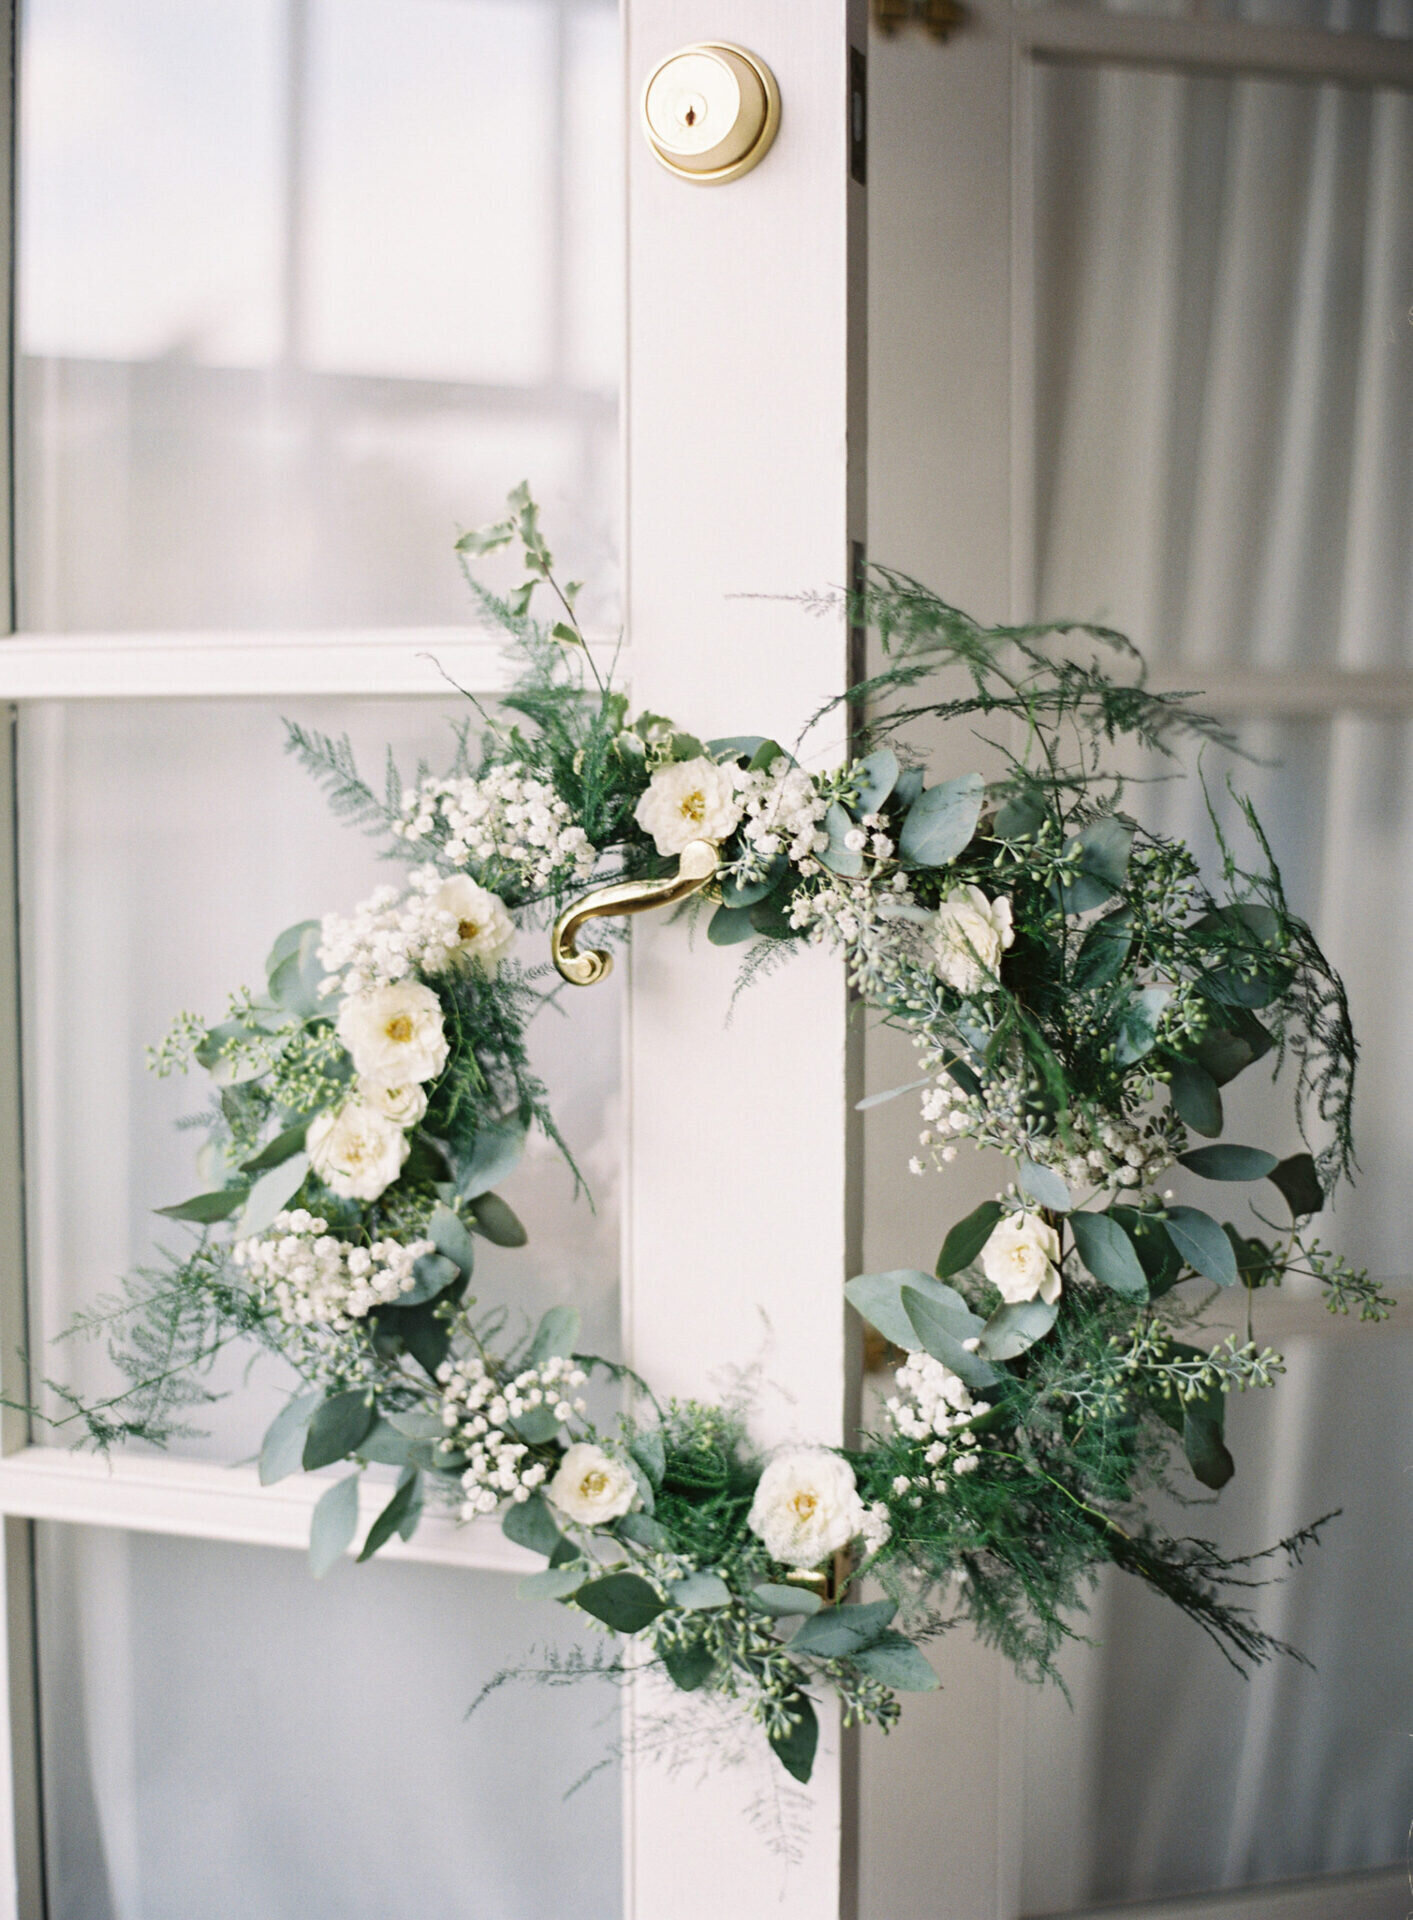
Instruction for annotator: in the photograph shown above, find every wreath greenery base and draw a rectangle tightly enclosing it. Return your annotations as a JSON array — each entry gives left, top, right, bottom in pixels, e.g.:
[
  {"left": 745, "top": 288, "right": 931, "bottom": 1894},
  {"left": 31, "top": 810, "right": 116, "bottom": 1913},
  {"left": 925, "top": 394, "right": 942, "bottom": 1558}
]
[{"left": 34, "top": 488, "right": 1389, "bottom": 1783}]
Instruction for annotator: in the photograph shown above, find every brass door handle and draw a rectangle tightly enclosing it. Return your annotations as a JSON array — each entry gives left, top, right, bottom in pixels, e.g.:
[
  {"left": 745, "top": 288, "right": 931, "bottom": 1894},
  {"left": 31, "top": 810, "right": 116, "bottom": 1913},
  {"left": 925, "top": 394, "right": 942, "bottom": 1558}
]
[{"left": 551, "top": 838, "right": 722, "bottom": 985}]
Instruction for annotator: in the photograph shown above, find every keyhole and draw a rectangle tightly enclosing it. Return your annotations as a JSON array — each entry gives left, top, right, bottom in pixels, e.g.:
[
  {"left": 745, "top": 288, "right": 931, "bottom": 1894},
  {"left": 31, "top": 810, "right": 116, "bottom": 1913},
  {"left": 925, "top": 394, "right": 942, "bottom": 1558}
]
[{"left": 684, "top": 104, "right": 696, "bottom": 125}]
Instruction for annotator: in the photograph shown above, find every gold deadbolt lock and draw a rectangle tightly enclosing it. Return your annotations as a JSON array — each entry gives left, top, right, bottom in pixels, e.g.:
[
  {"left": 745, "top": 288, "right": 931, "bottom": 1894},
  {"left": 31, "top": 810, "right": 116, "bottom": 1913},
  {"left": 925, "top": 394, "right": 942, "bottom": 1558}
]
[{"left": 641, "top": 43, "right": 780, "bottom": 184}]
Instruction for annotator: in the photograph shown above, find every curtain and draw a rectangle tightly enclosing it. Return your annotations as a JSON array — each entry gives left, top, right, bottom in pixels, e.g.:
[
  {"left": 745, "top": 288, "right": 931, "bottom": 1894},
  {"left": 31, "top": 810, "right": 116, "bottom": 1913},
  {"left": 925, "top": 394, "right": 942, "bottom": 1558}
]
[{"left": 1018, "top": 57, "right": 1413, "bottom": 1910}]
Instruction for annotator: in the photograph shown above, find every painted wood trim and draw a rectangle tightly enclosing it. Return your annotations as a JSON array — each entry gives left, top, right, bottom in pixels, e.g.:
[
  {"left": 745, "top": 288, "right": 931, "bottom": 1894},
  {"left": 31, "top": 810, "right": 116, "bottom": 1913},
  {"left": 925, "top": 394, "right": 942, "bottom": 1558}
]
[
  {"left": 621, "top": 2, "right": 866, "bottom": 1914},
  {"left": 0, "top": 1446, "right": 537, "bottom": 1574},
  {"left": 0, "top": 631, "right": 625, "bottom": 701}
]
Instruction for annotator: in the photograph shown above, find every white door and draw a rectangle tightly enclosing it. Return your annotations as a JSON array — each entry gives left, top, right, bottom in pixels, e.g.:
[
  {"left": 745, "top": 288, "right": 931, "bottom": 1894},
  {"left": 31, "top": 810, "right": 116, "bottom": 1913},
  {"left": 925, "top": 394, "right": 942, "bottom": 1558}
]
[
  {"left": 0, "top": 2, "right": 866, "bottom": 1917},
  {"left": 862, "top": 5, "right": 1413, "bottom": 1917}
]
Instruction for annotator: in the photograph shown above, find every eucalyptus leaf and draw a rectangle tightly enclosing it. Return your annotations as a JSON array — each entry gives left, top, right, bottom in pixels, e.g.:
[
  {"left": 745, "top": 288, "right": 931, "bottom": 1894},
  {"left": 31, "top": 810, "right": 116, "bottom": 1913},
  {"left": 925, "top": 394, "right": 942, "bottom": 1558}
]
[
  {"left": 978, "top": 1296, "right": 1058, "bottom": 1361},
  {"left": 749, "top": 1583, "right": 824, "bottom": 1616},
  {"left": 308, "top": 1472, "right": 361, "bottom": 1577},
  {"left": 385, "top": 1409, "right": 445, "bottom": 1441},
  {"left": 398, "top": 1251, "right": 460, "bottom": 1307},
  {"left": 1268, "top": 1152, "right": 1324, "bottom": 1221},
  {"left": 622, "top": 1452, "right": 655, "bottom": 1515},
  {"left": 456, "top": 1122, "right": 527, "bottom": 1201},
  {"left": 154, "top": 1187, "right": 247, "bottom": 1224},
  {"left": 935, "top": 1199, "right": 1003, "bottom": 1277},
  {"left": 901, "top": 1286, "right": 998, "bottom": 1389},
  {"left": 527, "top": 1304, "right": 580, "bottom": 1367},
  {"left": 898, "top": 772, "right": 985, "bottom": 867},
  {"left": 355, "top": 1419, "right": 414, "bottom": 1468},
  {"left": 851, "top": 1632, "right": 940, "bottom": 1691},
  {"left": 993, "top": 792, "right": 1046, "bottom": 840},
  {"left": 708, "top": 903, "right": 758, "bottom": 946},
  {"left": 519, "top": 1565, "right": 590, "bottom": 1603},
  {"left": 501, "top": 1491, "right": 563, "bottom": 1560},
  {"left": 851, "top": 747, "right": 899, "bottom": 816},
  {"left": 235, "top": 1152, "right": 310, "bottom": 1238},
  {"left": 469, "top": 1192, "right": 527, "bottom": 1248},
  {"left": 1062, "top": 816, "right": 1133, "bottom": 901},
  {"left": 662, "top": 1637, "right": 717, "bottom": 1692},
  {"left": 667, "top": 1572, "right": 733, "bottom": 1611},
  {"left": 1177, "top": 1144, "right": 1279, "bottom": 1182},
  {"left": 705, "top": 735, "right": 768, "bottom": 762},
  {"left": 258, "top": 1390, "right": 321, "bottom": 1486},
  {"left": 893, "top": 765, "right": 925, "bottom": 809},
  {"left": 358, "top": 1467, "right": 421, "bottom": 1561},
  {"left": 845, "top": 1271, "right": 983, "bottom": 1355},
  {"left": 629, "top": 1426, "right": 666, "bottom": 1491},
  {"left": 428, "top": 1202, "right": 477, "bottom": 1275},
  {"left": 1163, "top": 1206, "right": 1239, "bottom": 1286},
  {"left": 768, "top": 1693, "right": 819, "bottom": 1784},
  {"left": 511, "top": 1406, "right": 562, "bottom": 1447},
  {"left": 719, "top": 858, "right": 785, "bottom": 909},
  {"left": 239, "top": 1121, "right": 310, "bottom": 1175},
  {"left": 1068, "top": 1209, "right": 1148, "bottom": 1299},
  {"left": 302, "top": 1389, "right": 375, "bottom": 1471},
  {"left": 574, "top": 1572, "right": 667, "bottom": 1634},
  {"left": 791, "top": 1599, "right": 897, "bottom": 1657},
  {"left": 616, "top": 1512, "right": 673, "bottom": 1551},
  {"left": 1072, "top": 909, "right": 1133, "bottom": 989},
  {"left": 854, "top": 1076, "right": 931, "bottom": 1112},
  {"left": 1114, "top": 986, "right": 1171, "bottom": 1067},
  {"left": 1018, "top": 1158, "right": 1070, "bottom": 1213},
  {"left": 1183, "top": 1405, "right": 1235, "bottom": 1490},
  {"left": 1169, "top": 1060, "right": 1223, "bottom": 1138},
  {"left": 269, "top": 923, "right": 327, "bottom": 1019},
  {"left": 819, "top": 801, "right": 864, "bottom": 877}
]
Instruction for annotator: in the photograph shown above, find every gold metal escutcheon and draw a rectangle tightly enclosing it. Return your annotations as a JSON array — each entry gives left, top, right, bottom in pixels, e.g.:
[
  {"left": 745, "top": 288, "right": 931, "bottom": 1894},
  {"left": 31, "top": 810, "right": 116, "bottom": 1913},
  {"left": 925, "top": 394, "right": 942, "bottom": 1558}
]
[
  {"left": 641, "top": 43, "right": 781, "bottom": 185},
  {"left": 551, "top": 838, "right": 722, "bottom": 986}
]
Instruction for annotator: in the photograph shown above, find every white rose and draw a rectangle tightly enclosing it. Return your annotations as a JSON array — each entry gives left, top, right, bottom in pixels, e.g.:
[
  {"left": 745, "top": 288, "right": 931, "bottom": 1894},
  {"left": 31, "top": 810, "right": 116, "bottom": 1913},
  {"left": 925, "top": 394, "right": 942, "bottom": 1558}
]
[
  {"left": 356, "top": 1078, "right": 428, "bottom": 1127},
  {"left": 337, "top": 980, "right": 448, "bottom": 1087},
  {"left": 930, "top": 886, "right": 1015, "bottom": 995},
  {"left": 634, "top": 757, "right": 744, "bottom": 857},
  {"left": 981, "top": 1212, "right": 1062, "bottom": 1305},
  {"left": 430, "top": 876, "right": 515, "bottom": 975},
  {"left": 547, "top": 1443, "right": 637, "bottom": 1526},
  {"left": 307, "top": 1101, "right": 411, "bottom": 1202},
  {"left": 747, "top": 1447, "right": 868, "bottom": 1569}
]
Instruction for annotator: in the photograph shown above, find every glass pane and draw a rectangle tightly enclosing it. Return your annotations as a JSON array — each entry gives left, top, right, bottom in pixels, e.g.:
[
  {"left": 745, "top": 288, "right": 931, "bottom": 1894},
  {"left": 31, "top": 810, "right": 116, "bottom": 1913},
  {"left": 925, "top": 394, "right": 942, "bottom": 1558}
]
[
  {"left": 19, "top": 696, "right": 622, "bottom": 1463},
  {"left": 1018, "top": 1323, "right": 1413, "bottom": 1910},
  {"left": 1032, "top": 63, "right": 1413, "bottom": 666},
  {"left": 35, "top": 1523, "right": 621, "bottom": 1919},
  {"left": 15, "top": 0, "right": 621, "bottom": 632},
  {"left": 857, "top": 714, "right": 1413, "bottom": 1913}
]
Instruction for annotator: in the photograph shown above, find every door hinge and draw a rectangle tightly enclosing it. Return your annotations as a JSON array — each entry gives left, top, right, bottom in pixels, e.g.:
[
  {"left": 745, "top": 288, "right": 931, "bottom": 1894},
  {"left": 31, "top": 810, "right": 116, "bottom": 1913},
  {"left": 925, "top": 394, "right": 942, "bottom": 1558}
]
[
  {"left": 872, "top": 0, "right": 968, "bottom": 41},
  {"left": 849, "top": 46, "right": 866, "bottom": 185}
]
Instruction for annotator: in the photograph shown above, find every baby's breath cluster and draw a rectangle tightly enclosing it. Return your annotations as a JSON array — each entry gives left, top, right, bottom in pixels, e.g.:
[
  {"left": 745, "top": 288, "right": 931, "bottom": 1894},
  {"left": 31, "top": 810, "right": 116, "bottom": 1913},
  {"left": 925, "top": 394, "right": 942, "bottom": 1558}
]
[
  {"left": 436, "top": 1351, "right": 588, "bottom": 1517},
  {"left": 885, "top": 1352, "right": 991, "bottom": 1495},
  {"left": 234, "top": 1213, "right": 431, "bottom": 1328},
  {"left": 392, "top": 763, "right": 595, "bottom": 895}
]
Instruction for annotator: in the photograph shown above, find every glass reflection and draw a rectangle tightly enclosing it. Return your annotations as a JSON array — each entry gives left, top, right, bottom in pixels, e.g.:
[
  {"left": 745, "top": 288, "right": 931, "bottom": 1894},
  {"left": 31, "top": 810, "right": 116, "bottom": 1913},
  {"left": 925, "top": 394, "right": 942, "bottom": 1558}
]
[{"left": 16, "top": 0, "right": 622, "bottom": 631}]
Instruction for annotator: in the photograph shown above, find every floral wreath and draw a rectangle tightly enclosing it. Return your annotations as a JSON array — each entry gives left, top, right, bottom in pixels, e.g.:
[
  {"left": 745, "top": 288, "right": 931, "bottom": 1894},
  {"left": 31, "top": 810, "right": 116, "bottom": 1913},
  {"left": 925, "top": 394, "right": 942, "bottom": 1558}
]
[{"left": 46, "top": 487, "right": 1390, "bottom": 1786}]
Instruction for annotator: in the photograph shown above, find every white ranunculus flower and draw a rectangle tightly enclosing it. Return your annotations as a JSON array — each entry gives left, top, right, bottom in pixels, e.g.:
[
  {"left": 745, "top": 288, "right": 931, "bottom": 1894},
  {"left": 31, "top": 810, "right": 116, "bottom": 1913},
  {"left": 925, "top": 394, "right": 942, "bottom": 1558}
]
[
  {"left": 431, "top": 875, "right": 515, "bottom": 974},
  {"left": 634, "top": 756, "right": 744, "bottom": 857},
  {"left": 338, "top": 980, "right": 448, "bottom": 1088},
  {"left": 307, "top": 1100, "right": 411, "bottom": 1202},
  {"left": 981, "top": 1212, "right": 1062, "bottom": 1306},
  {"left": 930, "top": 885, "right": 1015, "bottom": 995},
  {"left": 747, "top": 1447, "right": 868, "bottom": 1569},
  {"left": 356, "top": 1078, "right": 428, "bottom": 1127},
  {"left": 547, "top": 1443, "right": 637, "bottom": 1526}
]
